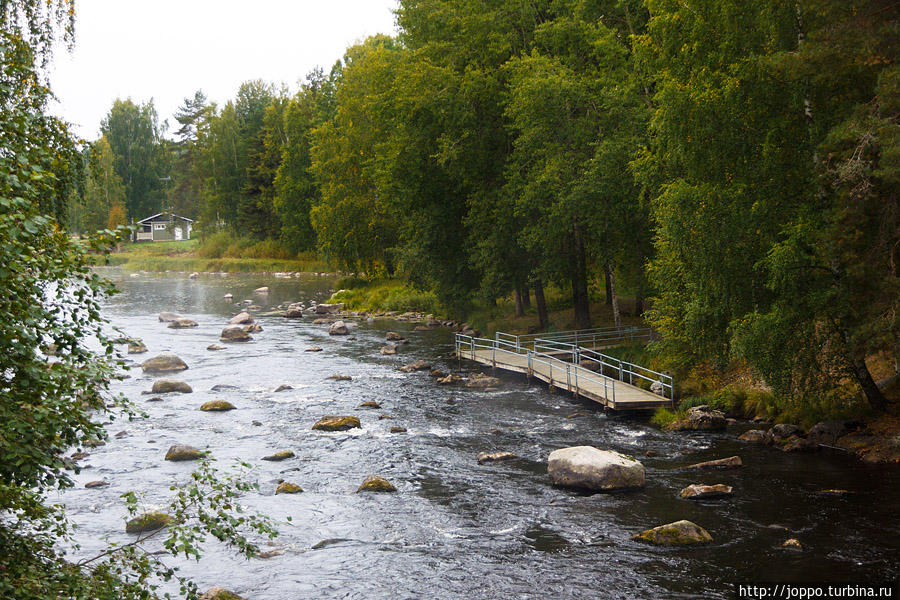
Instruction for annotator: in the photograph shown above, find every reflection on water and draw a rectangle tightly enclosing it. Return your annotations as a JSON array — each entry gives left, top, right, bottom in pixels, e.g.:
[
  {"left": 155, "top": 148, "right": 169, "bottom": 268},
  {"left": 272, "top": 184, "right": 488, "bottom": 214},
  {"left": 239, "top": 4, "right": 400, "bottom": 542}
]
[{"left": 59, "top": 269, "right": 900, "bottom": 599}]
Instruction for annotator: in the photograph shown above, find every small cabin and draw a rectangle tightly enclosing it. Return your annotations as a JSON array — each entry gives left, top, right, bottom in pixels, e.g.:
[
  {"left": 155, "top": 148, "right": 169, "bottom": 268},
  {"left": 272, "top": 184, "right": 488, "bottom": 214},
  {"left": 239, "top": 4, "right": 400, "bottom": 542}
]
[{"left": 134, "top": 213, "right": 194, "bottom": 242}]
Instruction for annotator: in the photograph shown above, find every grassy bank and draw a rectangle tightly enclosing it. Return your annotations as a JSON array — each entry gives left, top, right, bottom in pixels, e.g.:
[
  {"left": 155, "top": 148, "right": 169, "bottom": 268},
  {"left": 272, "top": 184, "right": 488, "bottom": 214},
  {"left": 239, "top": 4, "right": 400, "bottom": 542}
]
[
  {"left": 330, "top": 279, "right": 443, "bottom": 315},
  {"left": 95, "top": 239, "right": 333, "bottom": 273}
]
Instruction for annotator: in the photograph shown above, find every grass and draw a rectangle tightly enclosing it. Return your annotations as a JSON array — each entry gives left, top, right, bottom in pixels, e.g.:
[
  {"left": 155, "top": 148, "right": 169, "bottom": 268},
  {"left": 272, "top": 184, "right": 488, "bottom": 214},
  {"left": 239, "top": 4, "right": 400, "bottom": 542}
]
[
  {"left": 94, "top": 238, "right": 332, "bottom": 273},
  {"left": 329, "top": 280, "right": 442, "bottom": 315}
]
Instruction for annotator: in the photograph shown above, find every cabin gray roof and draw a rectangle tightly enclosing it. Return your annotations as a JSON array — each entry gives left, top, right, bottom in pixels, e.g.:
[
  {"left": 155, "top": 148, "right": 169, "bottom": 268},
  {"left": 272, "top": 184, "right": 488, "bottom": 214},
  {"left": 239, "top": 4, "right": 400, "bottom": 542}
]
[{"left": 137, "top": 212, "right": 195, "bottom": 224}]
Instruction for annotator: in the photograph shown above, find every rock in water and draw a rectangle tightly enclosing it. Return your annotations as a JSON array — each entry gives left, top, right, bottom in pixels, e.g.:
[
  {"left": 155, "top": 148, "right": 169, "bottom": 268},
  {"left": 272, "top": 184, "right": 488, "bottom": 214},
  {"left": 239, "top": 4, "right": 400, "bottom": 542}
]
[
  {"left": 125, "top": 511, "right": 174, "bottom": 534},
  {"left": 151, "top": 379, "right": 192, "bottom": 394},
  {"left": 782, "top": 538, "right": 803, "bottom": 551},
  {"left": 465, "top": 373, "right": 501, "bottom": 388},
  {"left": 220, "top": 325, "right": 252, "bottom": 342},
  {"left": 200, "top": 587, "right": 247, "bottom": 600},
  {"left": 386, "top": 331, "right": 404, "bottom": 341},
  {"left": 315, "top": 303, "right": 343, "bottom": 314},
  {"left": 305, "top": 346, "right": 323, "bottom": 352},
  {"left": 357, "top": 475, "right": 397, "bottom": 493},
  {"left": 262, "top": 450, "right": 295, "bottom": 461},
  {"left": 158, "top": 312, "right": 182, "bottom": 322},
  {"left": 127, "top": 340, "right": 148, "bottom": 354},
  {"left": 274, "top": 384, "right": 293, "bottom": 392},
  {"left": 275, "top": 482, "right": 302, "bottom": 494},
  {"left": 200, "top": 400, "right": 236, "bottom": 412},
  {"left": 632, "top": 520, "right": 713, "bottom": 546},
  {"left": 390, "top": 426, "right": 407, "bottom": 433},
  {"left": 254, "top": 286, "right": 269, "bottom": 294},
  {"left": 683, "top": 456, "right": 743, "bottom": 470},
  {"left": 84, "top": 480, "right": 108, "bottom": 488},
  {"left": 547, "top": 447, "right": 645, "bottom": 492},
  {"left": 666, "top": 405, "right": 726, "bottom": 431},
  {"left": 679, "top": 484, "right": 734, "bottom": 500},
  {"left": 165, "top": 445, "right": 202, "bottom": 461},
  {"left": 141, "top": 353, "right": 188, "bottom": 374},
  {"left": 477, "top": 451, "right": 518, "bottom": 465},
  {"left": 207, "top": 344, "right": 227, "bottom": 351},
  {"left": 167, "top": 318, "right": 198, "bottom": 329},
  {"left": 328, "top": 320, "right": 350, "bottom": 335},
  {"left": 312, "top": 415, "right": 361, "bottom": 432},
  {"left": 739, "top": 429, "right": 772, "bottom": 444},
  {"left": 327, "top": 374, "right": 352, "bottom": 381},
  {"left": 283, "top": 308, "right": 304, "bottom": 318},
  {"left": 229, "top": 311, "right": 254, "bottom": 325},
  {"left": 399, "top": 360, "right": 431, "bottom": 373},
  {"left": 243, "top": 323, "right": 262, "bottom": 333},
  {"left": 381, "top": 344, "right": 397, "bottom": 355}
]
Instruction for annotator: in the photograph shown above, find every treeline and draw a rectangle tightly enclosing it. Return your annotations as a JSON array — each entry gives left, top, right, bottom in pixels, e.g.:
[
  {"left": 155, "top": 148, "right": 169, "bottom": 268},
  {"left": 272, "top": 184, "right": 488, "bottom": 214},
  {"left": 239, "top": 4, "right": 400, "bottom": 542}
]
[{"left": 71, "top": 0, "right": 898, "bottom": 412}]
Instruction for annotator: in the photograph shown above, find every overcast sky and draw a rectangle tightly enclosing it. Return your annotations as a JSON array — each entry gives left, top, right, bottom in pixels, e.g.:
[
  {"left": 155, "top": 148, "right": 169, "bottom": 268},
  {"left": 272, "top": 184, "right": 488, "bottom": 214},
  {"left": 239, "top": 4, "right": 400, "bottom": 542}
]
[{"left": 49, "top": 0, "right": 399, "bottom": 140}]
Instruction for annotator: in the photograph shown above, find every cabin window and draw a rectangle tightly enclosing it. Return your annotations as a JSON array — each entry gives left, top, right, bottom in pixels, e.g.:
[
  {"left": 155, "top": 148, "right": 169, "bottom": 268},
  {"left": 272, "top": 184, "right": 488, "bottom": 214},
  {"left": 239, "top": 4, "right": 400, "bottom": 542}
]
[{"left": 153, "top": 223, "right": 166, "bottom": 230}]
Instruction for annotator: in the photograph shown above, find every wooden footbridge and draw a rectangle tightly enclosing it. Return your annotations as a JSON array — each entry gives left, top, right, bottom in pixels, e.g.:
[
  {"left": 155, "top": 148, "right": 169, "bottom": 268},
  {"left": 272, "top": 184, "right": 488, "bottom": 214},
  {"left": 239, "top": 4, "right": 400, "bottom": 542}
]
[{"left": 455, "top": 326, "right": 674, "bottom": 411}]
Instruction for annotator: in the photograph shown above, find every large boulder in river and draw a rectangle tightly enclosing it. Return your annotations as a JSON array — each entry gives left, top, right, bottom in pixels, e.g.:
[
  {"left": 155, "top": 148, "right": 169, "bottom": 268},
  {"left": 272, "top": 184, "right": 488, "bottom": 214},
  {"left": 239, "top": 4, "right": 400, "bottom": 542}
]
[
  {"left": 315, "top": 303, "right": 344, "bottom": 314},
  {"left": 220, "top": 325, "right": 252, "bottom": 342},
  {"left": 229, "top": 312, "right": 254, "bottom": 325},
  {"left": 328, "top": 320, "right": 350, "bottom": 335},
  {"left": 151, "top": 379, "right": 192, "bottom": 394},
  {"left": 165, "top": 444, "right": 202, "bottom": 461},
  {"left": 357, "top": 475, "right": 396, "bottom": 493},
  {"left": 632, "top": 520, "right": 713, "bottom": 546},
  {"left": 679, "top": 484, "right": 733, "bottom": 500},
  {"left": 141, "top": 353, "right": 188, "bottom": 374},
  {"left": 739, "top": 429, "right": 772, "bottom": 444},
  {"left": 125, "top": 511, "right": 174, "bottom": 534},
  {"left": 200, "top": 588, "right": 247, "bottom": 600},
  {"left": 312, "top": 415, "right": 361, "bottom": 432},
  {"left": 167, "top": 318, "right": 198, "bottom": 329},
  {"left": 158, "top": 312, "right": 182, "bottom": 322},
  {"left": 465, "top": 373, "right": 501, "bottom": 388},
  {"left": 283, "top": 308, "right": 304, "bottom": 318},
  {"left": 547, "top": 446, "right": 645, "bottom": 492},
  {"left": 666, "top": 405, "right": 726, "bottom": 431}
]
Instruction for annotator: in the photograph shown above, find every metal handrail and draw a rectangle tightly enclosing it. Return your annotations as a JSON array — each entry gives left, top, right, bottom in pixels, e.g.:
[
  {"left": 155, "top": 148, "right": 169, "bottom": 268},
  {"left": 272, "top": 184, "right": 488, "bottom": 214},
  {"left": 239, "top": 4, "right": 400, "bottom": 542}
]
[{"left": 459, "top": 332, "right": 673, "bottom": 401}]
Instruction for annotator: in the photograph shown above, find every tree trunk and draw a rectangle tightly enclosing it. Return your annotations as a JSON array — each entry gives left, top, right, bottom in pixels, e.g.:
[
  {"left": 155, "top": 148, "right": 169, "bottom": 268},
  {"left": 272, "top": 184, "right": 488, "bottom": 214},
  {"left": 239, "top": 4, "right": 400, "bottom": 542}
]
[
  {"left": 634, "top": 293, "right": 644, "bottom": 318},
  {"left": 607, "top": 260, "right": 621, "bottom": 329},
  {"left": 534, "top": 278, "right": 549, "bottom": 331},
  {"left": 514, "top": 287, "right": 525, "bottom": 318},
  {"left": 604, "top": 263, "right": 613, "bottom": 306},
  {"left": 851, "top": 357, "right": 887, "bottom": 413},
  {"left": 572, "top": 227, "right": 591, "bottom": 330},
  {"left": 521, "top": 285, "right": 531, "bottom": 310}
]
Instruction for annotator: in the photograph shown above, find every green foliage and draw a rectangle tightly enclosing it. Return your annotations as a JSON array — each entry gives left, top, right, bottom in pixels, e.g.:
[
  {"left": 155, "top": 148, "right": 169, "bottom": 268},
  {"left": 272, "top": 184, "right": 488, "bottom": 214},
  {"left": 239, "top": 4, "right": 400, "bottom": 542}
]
[
  {"left": 330, "top": 281, "right": 442, "bottom": 315},
  {"left": 650, "top": 408, "right": 677, "bottom": 428}
]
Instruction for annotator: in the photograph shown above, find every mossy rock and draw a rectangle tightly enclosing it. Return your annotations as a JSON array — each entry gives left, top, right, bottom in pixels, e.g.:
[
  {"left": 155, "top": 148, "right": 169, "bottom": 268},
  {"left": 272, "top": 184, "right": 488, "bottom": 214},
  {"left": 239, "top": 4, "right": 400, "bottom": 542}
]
[
  {"left": 275, "top": 481, "right": 303, "bottom": 494},
  {"left": 357, "top": 475, "right": 397, "bottom": 493},
  {"left": 151, "top": 379, "right": 192, "bottom": 394},
  {"left": 312, "top": 415, "right": 361, "bottom": 432},
  {"left": 200, "top": 587, "right": 247, "bottom": 600},
  {"left": 262, "top": 450, "right": 295, "bottom": 461},
  {"left": 632, "top": 520, "right": 713, "bottom": 546},
  {"left": 165, "top": 444, "right": 202, "bottom": 461},
  {"left": 125, "top": 511, "right": 174, "bottom": 534},
  {"left": 200, "top": 400, "right": 236, "bottom": 412}
]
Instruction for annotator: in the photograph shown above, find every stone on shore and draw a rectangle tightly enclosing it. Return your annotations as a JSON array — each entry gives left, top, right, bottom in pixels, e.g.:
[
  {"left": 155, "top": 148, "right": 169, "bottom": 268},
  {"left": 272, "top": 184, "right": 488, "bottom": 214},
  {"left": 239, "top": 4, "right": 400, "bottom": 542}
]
[
  {"left": 200, "top": 400, "right": 236, "bottom": 412},
  {"left": 328, "top": 320, "right": 350, "bottom": 335},
  {"left": 151, "top": 379, "right": 192, "bottom": 394},
  {"left": 167, "top": 318, "right": 198, "bottom": 329},
  {"left": 312, "top": 415, "right": 361, "bottom": 432},
  {"left": 229, "top": 312, "right": 254, "bottom": 325},
  {"left": 633, "top": 520, "right": 713, "bottom": 546},
  {"left": 275, "top": 482, "right": 303, "bottom": 494},
  {"left": 158, "top": 312, "right": 182, "bottom": 322},
  {"left": 547, "top": 446, "right": 645, "bottom": 491},
  {"left": 357, "top": 475, "right": 396, "bottom": 493},
  {"left": 221, "top": 325, "right": 252, "bottom": 342},
  {"left": 142, "top": 353, "right": 188, "bottom": 374},
  {"left": 262, "top": 450, "right": 295, "bottom": 461},
  {"left": 666, "top": 405, "right": 726, "bottom": 431},
  {"left": 165, "top": 444, "right": 202, "bottom": 462},
  {"left": 679, "top": 484, "right": 734, "bottom": 500},
  {"left": 200, "top": 587, "right": 247, "bottom": 600},
  {"left": 315, "top": 303, "right": 344, "bottom": 314},
  {"left": 126, "top": 511, "right": 174, "bottom": 534},
  {"left": 739, "top": 429, "right": 771, "bottom": 444},
  {"left": 477, "top": 451, "right": 517, "bottom": 465},
  {"left": 683, "top": 456, "right": 743, "bottom": 470}
]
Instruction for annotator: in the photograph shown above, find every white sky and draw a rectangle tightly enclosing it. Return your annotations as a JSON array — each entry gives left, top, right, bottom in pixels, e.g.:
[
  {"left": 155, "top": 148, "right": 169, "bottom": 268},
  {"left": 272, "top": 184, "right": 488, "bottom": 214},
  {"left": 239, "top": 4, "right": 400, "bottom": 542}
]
[{"left": 49, "top": 0, "right": 399, "bottom": 140}]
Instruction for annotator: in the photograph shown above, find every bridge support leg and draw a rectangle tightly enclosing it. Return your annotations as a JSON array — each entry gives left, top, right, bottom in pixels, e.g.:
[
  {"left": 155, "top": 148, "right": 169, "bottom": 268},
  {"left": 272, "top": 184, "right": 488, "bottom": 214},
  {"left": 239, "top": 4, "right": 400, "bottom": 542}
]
[{"left": 548, "top": 379, "right": 554, "bottom": 394}]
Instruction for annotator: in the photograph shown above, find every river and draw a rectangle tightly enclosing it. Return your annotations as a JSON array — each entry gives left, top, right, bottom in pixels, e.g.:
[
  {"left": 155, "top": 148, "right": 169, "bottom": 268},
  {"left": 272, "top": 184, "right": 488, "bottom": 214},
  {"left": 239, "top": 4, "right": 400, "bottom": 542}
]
[{"left": 57, "top": 269, "right": 899, "bottom": 599}]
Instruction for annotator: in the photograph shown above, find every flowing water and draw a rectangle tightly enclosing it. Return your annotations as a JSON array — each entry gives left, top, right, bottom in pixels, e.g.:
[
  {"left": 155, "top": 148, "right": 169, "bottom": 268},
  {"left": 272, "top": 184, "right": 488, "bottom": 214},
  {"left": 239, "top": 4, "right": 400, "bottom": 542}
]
[{"left": 57, "top": 270, "right": 899, "bottom": 599}]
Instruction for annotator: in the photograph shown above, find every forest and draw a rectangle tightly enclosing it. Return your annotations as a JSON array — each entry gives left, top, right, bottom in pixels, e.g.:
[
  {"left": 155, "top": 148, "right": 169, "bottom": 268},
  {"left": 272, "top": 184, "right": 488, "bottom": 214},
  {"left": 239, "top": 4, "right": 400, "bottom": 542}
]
[{"left": 70, "top": 0, "right": 898, "bottom": 416}]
